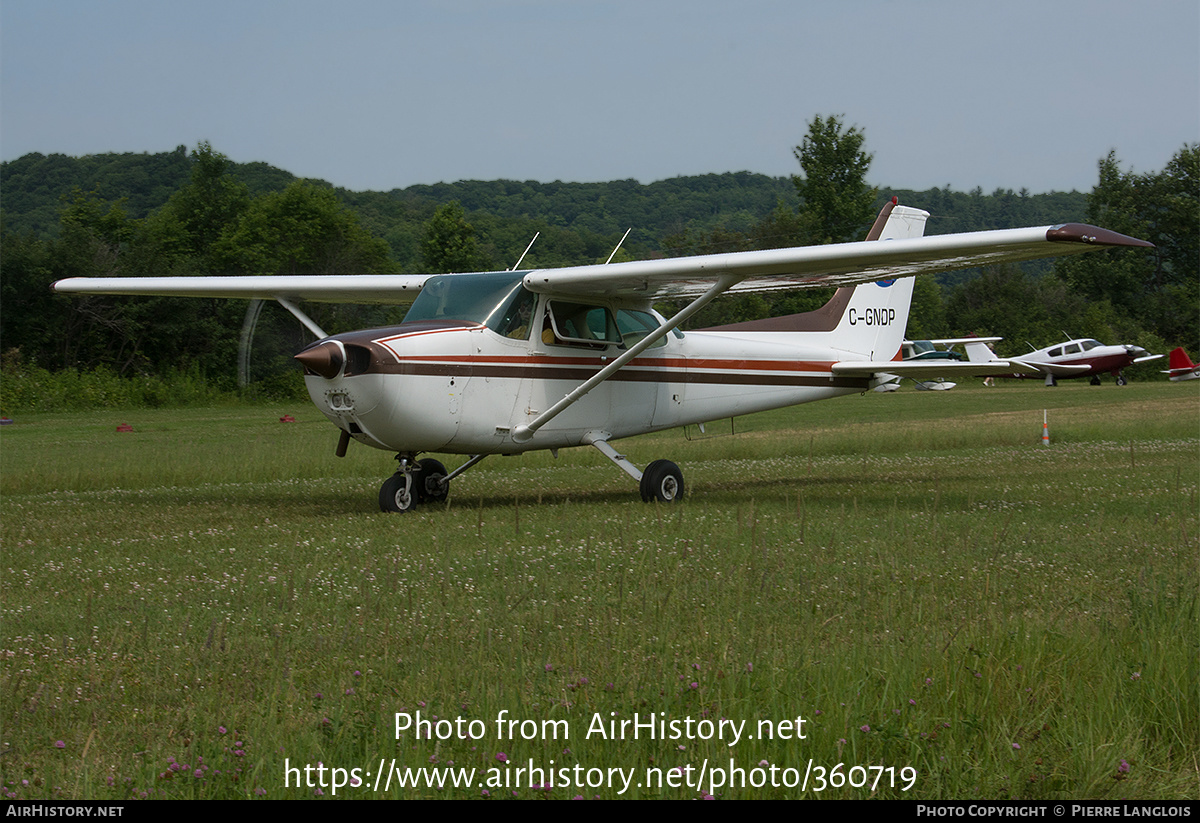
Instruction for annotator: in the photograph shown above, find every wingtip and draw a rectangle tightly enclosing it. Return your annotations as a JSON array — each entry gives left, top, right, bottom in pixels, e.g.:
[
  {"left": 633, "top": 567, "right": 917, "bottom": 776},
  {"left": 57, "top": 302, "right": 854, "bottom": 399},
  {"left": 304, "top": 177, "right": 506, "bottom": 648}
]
[{"left": 1046, "top": 224, "right": 1155, "bottom": 249}]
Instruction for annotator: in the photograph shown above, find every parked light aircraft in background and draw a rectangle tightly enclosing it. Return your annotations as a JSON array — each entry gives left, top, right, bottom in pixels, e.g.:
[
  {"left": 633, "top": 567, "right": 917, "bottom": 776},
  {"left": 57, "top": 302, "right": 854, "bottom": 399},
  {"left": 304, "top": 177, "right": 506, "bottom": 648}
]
[
  {"left": 53, "top": 200, "right": 1152, "bottom": 511},
  {"left": 967, "top": 336, "right": 1163, "bottom": 386},
  {"left": 1163, "top": 347, "right": 1200, "bottom": 381}
]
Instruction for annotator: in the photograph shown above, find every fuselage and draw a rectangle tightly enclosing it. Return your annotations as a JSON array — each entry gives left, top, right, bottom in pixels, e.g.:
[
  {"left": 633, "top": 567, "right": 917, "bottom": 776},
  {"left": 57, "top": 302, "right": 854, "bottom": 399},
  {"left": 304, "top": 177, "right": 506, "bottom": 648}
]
[{"left": 297, "top": 273, "right": 871, "bottom": 455}]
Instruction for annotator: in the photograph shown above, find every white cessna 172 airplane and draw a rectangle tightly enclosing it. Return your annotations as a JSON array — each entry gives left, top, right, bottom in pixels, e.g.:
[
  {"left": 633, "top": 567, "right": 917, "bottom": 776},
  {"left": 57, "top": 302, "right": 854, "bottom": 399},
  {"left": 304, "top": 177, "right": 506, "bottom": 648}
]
[{"left": 53, "top": 200, "right": 1152, "bottom": 511}]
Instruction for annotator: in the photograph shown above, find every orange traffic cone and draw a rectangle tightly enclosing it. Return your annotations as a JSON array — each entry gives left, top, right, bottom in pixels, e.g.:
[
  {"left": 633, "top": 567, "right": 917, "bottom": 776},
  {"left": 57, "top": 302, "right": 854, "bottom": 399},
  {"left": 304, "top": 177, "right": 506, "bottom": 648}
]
[{"left": 1041, "top": 410, "right": 1049, "bottom": 446}]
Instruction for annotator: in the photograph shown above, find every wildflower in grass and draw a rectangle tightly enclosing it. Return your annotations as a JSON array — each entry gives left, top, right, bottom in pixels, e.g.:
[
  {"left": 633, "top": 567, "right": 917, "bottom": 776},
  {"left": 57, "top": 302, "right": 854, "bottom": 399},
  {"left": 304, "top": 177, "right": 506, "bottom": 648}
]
[
  {"left": 545, "top": 664, "right": 553, "bottom": 672},
  {"left": 746, "top": 663, "right": 753, "bottom": 673},
  {"left": 481, "top": 790, "right": 489, "bottom": 797},
  {"left": 1130, "top": 672, "right": 1141, "bottom": 680},
  {"left": 218, "top": 726, "right": 227, "bottom": 734},
  {"left": 54, "top": 740, "right": 65, "bottom": 749},
  {"left": 1012, "top": 743, "right": 1021, "bottom": 750},
  {"left": 496, "top": 752, "right": 507, "bottom": 763},
  {"left": 1118, "top": 759, "right": 1130, "bottom": 774},
  {"left": 255, "top": 788, "right": 266, "bottom": 796},
  {"left": 860, "top": 725, "right": 870, "bottom": 733}
]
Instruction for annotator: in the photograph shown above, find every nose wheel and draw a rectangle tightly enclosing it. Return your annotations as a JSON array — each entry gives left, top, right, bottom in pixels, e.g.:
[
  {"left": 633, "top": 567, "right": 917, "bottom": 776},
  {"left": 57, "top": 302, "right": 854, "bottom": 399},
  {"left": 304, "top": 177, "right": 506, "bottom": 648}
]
[{"left": 379, "top": 456, "right": 450, "bottom": 513}]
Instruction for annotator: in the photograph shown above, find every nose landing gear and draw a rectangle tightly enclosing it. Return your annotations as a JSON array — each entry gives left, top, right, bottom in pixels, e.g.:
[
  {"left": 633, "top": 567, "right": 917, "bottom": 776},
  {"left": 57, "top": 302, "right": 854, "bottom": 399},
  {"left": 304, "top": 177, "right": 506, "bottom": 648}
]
[{"left": 379, "top": 455, "right": 449, "bottom": 513}]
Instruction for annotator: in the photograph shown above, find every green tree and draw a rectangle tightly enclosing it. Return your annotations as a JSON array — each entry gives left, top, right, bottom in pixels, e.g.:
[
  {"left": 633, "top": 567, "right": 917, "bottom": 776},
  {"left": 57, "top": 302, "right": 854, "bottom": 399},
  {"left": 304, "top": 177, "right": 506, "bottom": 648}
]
[
  {"left": 421, "top": 201, "right": 485, "bottom": 273},
  {"left": 1055, "top": 146, "right": 1198, "bottom": 350},
  {"left": 214, "top": 181, "right": 392, "bottom": 275},
  {"left": 792, "top": 115, "right": 876, "bottom": 245},
  {"left": 156, "top": 141, "right": 251, "bottom": 270}
]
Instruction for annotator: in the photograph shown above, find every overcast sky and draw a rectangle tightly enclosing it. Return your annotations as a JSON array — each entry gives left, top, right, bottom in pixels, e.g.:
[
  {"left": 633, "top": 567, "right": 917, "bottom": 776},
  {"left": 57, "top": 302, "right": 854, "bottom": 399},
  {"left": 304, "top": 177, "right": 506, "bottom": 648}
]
[{"left": 2, "top": 0, "right": 1196, "bottom": 194}]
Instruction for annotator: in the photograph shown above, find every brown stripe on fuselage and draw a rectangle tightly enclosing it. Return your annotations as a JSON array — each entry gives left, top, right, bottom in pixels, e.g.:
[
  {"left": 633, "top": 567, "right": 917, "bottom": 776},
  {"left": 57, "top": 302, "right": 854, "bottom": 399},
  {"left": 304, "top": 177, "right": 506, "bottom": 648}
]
[{"left": 356, "top": 358, "right": 868, "bottom": 389}]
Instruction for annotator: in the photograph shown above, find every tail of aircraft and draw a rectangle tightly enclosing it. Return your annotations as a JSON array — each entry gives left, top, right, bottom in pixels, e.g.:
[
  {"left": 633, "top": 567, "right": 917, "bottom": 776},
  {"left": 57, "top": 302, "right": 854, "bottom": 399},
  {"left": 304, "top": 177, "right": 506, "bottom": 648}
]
[
  {"left": 964, "top": 340, "right": 997, "bottom": 363},
  {"left": 700, "top": 200, "right": 928, "bottom": 361},
  {"left": 1168, "top": 347, "right": 1196, "bottom": 371},
  {"left": 1165, "top": 347, "right": 1200, "bottom": 381}
]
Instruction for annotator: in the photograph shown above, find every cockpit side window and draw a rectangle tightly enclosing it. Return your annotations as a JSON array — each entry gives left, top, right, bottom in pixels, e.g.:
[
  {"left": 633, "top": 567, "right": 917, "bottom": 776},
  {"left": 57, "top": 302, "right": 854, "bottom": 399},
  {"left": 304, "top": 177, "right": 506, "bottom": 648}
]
[
  {"left": 1080, "top": 339, "right": 1101, "bottom": 351},
  {"left": 614, "top": 309, "right": 668, "bottom": 349},
  {"left": 1048, "top": 347, "right": 1063, "bottom": 357},
  {"left": 494, "top": 287, "right": 538, "bottom": 339},
  {"left": 546, "top": 301, "right": 620, "bottom": 347},
  {"left": 1064, "top": 343, "right": 1081, "bottom": 355}
]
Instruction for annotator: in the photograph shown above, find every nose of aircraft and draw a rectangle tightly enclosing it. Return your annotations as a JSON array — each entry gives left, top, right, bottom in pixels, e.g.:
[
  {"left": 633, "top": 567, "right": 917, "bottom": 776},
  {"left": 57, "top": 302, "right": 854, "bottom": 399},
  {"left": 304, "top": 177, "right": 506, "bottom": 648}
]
[{"left": 295, "top": 340, "right": 344, "bottom": 379}]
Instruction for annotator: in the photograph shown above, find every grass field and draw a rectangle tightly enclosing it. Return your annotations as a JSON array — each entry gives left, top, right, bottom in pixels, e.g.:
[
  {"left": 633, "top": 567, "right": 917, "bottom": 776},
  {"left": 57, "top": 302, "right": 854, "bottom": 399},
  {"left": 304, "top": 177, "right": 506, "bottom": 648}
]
[{"left": 2, "top": 381, "right": 1196, "bottom": 799}]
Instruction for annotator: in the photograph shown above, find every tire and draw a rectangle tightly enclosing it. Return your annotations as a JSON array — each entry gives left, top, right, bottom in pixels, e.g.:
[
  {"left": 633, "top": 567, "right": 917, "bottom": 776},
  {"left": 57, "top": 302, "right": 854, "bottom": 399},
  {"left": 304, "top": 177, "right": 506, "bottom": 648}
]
[
  {"left": 379, "top": 473, "right": 418, "bottom": 513},
  {"left": 640, "top": 459, "right": 684, "bottom": 503},
  {"left": 417, "top": 458, "right": 449, "bottom": 503}
]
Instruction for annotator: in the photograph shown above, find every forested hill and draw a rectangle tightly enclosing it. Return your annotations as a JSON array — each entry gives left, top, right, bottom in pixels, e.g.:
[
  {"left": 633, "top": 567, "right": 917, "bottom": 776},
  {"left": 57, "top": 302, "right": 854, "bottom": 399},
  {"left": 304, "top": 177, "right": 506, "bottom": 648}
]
[{"left": 0, "top": 147, "right": 1089, "bottom": 254}]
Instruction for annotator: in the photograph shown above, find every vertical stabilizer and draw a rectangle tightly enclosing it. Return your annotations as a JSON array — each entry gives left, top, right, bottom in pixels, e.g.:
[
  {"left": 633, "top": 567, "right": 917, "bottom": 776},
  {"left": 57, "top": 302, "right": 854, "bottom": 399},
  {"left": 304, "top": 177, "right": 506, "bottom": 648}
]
[
  {"left": 826, "top": 204, "right": 928, "bottom": 358},
  {"left": 696, "top": 202, "right": 930, "bottom": 361}
]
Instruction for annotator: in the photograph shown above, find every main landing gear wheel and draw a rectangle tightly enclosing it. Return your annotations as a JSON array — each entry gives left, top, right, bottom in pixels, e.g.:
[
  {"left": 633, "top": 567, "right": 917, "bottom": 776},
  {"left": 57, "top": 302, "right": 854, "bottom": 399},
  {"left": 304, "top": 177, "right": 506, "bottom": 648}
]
[
  {"left": 416, "top": 458, "right": 448, "bottom": 503},
  {"left": 640, "top": 459, "right": 684, "bottom": 503},
  {"left": 1116, "top": 373, "right": 1128, "bottom": 386}
]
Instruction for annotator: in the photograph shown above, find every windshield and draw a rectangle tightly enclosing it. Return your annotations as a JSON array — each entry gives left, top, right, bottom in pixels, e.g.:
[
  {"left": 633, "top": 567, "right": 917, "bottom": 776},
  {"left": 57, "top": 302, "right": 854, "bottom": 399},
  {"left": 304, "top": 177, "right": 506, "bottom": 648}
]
[{"left": 403, "top": 272, "right": 527, "bottom": 329}]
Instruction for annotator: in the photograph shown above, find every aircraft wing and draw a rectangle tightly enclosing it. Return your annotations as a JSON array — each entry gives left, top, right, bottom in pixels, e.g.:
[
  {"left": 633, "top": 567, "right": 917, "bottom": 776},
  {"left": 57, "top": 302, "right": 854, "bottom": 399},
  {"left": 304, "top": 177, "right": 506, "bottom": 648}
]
[
  {"left": 833, "top": 359, "right": 1041, "bottom": 380},
  {"left": 51, "top": 274, "right": 431, "bottom": 304},
  {"left": 904, "top": 336, "right": 1002, "bottom": 346},
  {"left": 521, "top": 224, "right": 1153, "bottom": 300},
  {"left": 53, "top": 223, "right": 1151, "bottom": 304},
  {"left": 1005, "top": 358, "right": 1091, "bottom": 376}
]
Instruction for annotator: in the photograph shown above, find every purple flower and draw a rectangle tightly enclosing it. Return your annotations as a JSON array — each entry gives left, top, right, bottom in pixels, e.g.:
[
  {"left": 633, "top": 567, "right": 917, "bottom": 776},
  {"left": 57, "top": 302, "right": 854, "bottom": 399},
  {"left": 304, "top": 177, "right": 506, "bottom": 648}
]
[
  {"left": 495, "top": 752, "right": 507, "bottom": 763},
  {"left": 54, "top": 740, "right": 65, "bottom": 749},
  {"left": 1118, "top": 759, "right": 1130, "bottom": 773},
  {"left": 218, "top": 726, "right": 227, "bottom": 734},
  {"left": 859, "top": 725, "right": 870, "bottom": 733},
  {"left": 1012, "top": 743, "right": 1021, "bottom": 750}
]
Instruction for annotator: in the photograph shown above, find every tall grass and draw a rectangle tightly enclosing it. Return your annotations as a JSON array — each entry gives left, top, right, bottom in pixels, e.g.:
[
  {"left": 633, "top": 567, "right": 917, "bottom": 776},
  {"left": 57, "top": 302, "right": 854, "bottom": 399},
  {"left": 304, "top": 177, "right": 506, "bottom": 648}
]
[{"left": 1, "top": 383, "right": 1196, "bottom": 799}]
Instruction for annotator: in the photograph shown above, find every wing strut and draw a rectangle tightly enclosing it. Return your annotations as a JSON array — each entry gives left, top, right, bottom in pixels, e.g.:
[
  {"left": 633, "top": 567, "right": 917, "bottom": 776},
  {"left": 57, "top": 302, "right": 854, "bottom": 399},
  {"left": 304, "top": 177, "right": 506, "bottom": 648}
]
[
  {"left": 511, "top": 274, "right": 740, "bottom": 444},
  {"left": 276, "top": 297, "right": 328, "bottom": 339}
]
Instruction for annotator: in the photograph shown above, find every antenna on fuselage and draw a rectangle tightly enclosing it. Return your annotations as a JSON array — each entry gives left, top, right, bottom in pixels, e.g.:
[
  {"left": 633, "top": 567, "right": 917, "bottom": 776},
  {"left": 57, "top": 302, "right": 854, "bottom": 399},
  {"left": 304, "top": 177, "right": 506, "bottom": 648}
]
[
  {"left": 605, "top": 228, "right": 632, "bottom": 264},
  {"left": 510, "top": 232, "right": 540, "bottom": 270}
]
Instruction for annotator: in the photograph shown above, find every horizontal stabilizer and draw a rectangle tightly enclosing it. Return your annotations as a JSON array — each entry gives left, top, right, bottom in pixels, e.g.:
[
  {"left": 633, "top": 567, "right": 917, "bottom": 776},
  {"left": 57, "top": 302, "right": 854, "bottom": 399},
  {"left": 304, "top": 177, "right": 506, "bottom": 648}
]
[{"left": 832, "top": 359, "right": 1039, "bottom": 379}]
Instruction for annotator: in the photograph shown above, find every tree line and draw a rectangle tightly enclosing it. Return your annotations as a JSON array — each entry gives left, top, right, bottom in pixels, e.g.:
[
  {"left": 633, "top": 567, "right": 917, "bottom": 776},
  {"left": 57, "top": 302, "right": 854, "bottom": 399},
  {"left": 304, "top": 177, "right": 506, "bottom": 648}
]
[{"left": 1, "top": 124, "right": 1194, "bottom": 406}]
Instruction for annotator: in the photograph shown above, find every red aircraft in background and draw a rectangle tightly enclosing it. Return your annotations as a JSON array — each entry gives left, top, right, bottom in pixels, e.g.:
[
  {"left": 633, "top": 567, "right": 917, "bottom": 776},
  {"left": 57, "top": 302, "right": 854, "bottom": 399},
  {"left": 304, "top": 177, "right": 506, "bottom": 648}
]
[{"left": 1163, "top": 348, "right": 1200, "bottom": 382}]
